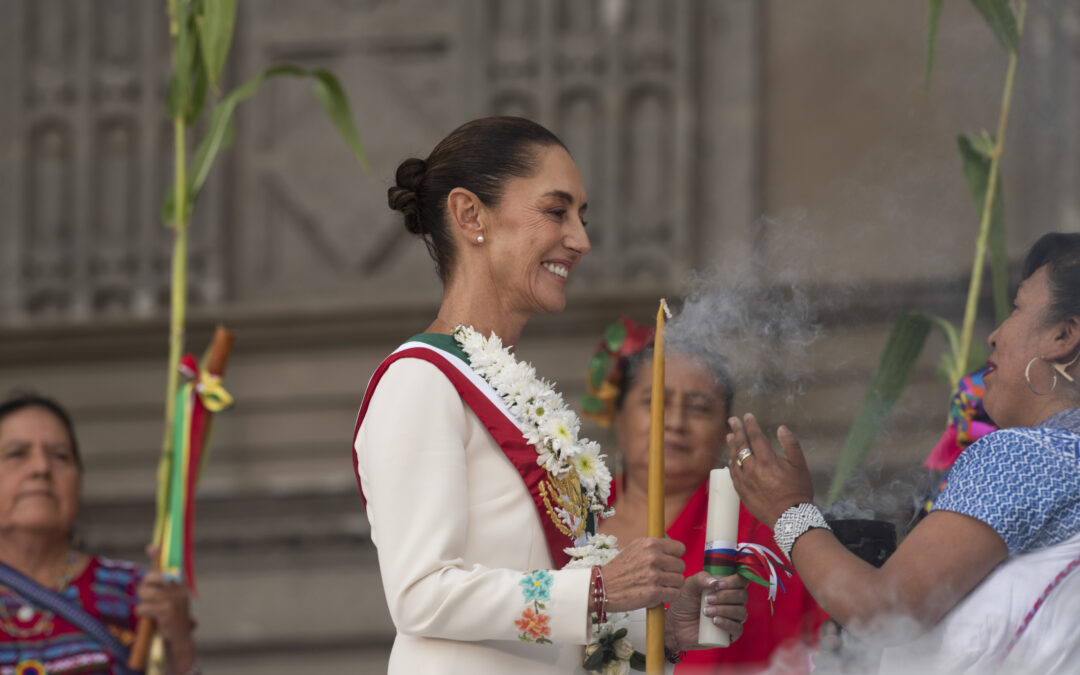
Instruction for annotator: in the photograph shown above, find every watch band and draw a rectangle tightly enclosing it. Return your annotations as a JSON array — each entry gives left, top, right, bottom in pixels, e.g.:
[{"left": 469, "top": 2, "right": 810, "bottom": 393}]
[{"left": 773, "top": 503, "right": 831, "bottom": 560}]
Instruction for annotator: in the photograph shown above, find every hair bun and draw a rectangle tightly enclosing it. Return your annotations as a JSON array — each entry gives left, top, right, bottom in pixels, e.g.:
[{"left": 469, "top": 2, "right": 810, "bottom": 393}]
[{"left": 388, "top": 158, "right": 427, "bottom": 235}]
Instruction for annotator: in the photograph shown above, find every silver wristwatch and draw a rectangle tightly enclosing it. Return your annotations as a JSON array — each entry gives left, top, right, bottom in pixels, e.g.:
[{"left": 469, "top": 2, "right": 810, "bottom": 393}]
[{"left": 773, "top": 503, "right": 831, "bottom": 561}]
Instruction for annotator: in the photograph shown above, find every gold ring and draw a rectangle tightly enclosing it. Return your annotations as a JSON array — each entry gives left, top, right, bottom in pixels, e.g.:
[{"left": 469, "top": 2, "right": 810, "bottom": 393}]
[{"left": 735, "top": 447, "right": 753, "bottom": 467}]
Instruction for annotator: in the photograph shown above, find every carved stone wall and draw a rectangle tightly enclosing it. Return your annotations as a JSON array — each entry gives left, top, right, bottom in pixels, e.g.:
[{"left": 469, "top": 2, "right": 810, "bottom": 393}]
[{"left": 0, "top": 0, "right": 226, "bottom": 322}]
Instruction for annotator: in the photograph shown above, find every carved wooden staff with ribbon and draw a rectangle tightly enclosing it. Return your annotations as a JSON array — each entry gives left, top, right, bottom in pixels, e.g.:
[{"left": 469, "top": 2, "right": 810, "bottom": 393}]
[{"left": 129, "top": 327, "right": 235, "bottom": 670}]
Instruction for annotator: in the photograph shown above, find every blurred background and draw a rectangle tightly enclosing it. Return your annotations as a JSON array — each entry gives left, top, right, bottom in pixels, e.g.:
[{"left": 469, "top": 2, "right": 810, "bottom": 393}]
[{"left": 0, "top": 0, "right": 1077, "bottom": 672}]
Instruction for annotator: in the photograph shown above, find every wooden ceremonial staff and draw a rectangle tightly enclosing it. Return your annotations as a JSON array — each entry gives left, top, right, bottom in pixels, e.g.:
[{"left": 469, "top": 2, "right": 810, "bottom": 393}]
[
  {"left": 129, "top": 326, "right": 235, "bottom": 670},
  {"left": 646, "top": 300, "right": 669, "bottom": 674}
]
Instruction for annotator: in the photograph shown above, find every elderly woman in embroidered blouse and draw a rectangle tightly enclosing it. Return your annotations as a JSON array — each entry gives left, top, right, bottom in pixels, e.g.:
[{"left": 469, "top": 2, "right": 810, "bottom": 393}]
[
  {"left": 352, "top": 117, "right": 749, "bottom": 674},
  {"left": 0, "top": 394, "right": 198, "bottom": 675},
  {"left": 727, "top": 232, "right": 1080, "bottom": 674}
]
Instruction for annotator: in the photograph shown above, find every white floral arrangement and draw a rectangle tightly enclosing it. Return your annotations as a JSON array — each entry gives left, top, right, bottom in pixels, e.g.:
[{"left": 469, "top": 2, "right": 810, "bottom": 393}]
[
  {"left": 454, "top": 325, "right": 614, "bottom": 520},
  {"left": 566, "top": 535, "right": 644, "bottom": 674}
]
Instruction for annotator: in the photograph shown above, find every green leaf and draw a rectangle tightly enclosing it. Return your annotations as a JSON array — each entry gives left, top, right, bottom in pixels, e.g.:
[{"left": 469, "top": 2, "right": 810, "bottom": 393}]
[
  {"left": 582, "top": 648, "right": 606, "bottom": 671},
  {"left": 604, "top": 320, "right": 627, "bottom": 352},
  {"left": 629, "top": 651, "right": 647, "bottom": 671},
  {"left": 925, "top": 314, "right": 962, "bottom": 385},
  {"left": 189, "top": 102, "right": 236, "bottom": 195},
  {"left": 196, "top": 0, "right": 237, "bottom": 91},
  {"left": 924, "top": 0, "right": 944, "bottom": 90},
  {"left": 969, "top": 0, "right": 1020, "bottom": 53},
  {"left": 184, "top": 50, "right": 209, "bottom": 124},
  {"left": 581, "top": 393, "right": 606, "bottom": 414},
  {"left": 957, "top": 133, "right": 1008, "bottom": 325},
  {"left": 308, "top": 69, "right": 369, "bottom": 170},
  {"left": 588, "top": 351, "right": 611, "bottom": 390},
  {"left": 827, "top": 312, "right": 933, "bottom": 504},
  {"left": 168, "top": 2, "right": 204, "bottom": 122},
  {"left": 166, "top": 64, "right": 367, "bottom": 223}
]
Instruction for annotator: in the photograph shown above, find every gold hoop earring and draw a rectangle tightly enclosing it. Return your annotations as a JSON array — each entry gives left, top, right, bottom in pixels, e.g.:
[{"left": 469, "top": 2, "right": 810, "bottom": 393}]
[{"left": 1025, "top": 356, "right": 1058, "bottom": 396}]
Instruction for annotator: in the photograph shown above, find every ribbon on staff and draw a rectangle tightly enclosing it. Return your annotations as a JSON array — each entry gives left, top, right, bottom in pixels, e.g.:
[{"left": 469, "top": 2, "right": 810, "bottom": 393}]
[
  {"left": 159, "top": 353, "right": 234, "bottom": 593},
  {"left": 704, "top": 540, "right": 794, "bottom": 611}
]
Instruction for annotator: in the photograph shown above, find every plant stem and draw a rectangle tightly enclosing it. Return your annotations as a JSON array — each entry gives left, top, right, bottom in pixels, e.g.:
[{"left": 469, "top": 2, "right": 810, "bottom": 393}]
[
  {"left": 154, "top": 0, "right": 189, "bottom": 547},
  {"left": 954, "top": 0, "right": 1027, "bottom": 384}
]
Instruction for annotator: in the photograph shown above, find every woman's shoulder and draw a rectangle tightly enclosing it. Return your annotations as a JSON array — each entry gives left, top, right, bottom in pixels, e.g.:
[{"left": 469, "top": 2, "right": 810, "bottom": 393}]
[
  {"left": 937, "top": 424, "right": 1080, "bottom": 554},
  {"left": 962, "top": 424, "right": 1080, "bottom": 463}
]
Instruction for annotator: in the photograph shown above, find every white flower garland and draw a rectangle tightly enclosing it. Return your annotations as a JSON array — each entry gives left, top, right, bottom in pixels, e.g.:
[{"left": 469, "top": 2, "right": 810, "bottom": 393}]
[
  {"left": 453, "top": 325, "right": 614, "bottom": 520},
  {"left": 453, "top": 326, "right": 637, "bottom": 672}
]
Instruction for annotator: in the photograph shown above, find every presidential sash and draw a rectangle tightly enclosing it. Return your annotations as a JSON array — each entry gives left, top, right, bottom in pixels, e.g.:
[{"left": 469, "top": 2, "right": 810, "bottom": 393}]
[{"left": 352, "top": 334, "right": 574, "bottom": 568}]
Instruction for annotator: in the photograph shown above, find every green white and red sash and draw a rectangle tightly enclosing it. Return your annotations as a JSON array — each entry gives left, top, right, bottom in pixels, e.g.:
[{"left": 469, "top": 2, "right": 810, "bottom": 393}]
[{"left": 352, "top": 334, "right": 573, "bottom": 568}]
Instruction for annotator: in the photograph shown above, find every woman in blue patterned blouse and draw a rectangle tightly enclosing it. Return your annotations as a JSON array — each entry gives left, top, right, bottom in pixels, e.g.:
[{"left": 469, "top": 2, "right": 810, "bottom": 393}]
[{"left": 726, "top": 232, "right": 1080, "bottom": 674}]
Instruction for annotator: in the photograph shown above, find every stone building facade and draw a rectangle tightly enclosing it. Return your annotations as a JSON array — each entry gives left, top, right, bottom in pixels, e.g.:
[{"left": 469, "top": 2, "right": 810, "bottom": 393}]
[{"left": 1, "top": 1, "right": 1078, "bottom": 672}]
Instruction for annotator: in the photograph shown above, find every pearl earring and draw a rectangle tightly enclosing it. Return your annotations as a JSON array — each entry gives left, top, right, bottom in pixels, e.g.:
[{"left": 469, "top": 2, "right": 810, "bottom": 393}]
[{"left": 477, "top": 235, "right": 485, "bottom": 244}]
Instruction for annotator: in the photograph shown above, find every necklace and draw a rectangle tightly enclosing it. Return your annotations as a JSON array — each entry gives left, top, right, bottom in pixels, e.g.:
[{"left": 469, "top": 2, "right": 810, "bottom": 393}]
[{"left": 0, "top": 552, "right": 81, "bottom": 638}]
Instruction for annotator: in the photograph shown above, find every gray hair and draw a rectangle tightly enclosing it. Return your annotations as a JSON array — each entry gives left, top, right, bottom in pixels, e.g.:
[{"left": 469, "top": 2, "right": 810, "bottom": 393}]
[{"left": 617, "top": 337, "right": 736, "bottom": 414}]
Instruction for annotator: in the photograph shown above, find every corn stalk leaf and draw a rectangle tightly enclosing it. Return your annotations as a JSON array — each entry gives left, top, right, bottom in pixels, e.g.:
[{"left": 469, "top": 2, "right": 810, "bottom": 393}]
[
  {"left": 161, "top": 64, "right": 367, "bottom": 224},
  {"left": 166, "top": 2, "right": 208, "bottom": 125},
  {"left": 969, "top": 0, "right": 1019, "bottom": 53},
  {"left": 957, "top": 133, "right": 1010, "bottom": 325},
  {"left": 196, "top": 0, "right": 238, "bottom": 91},
  {"left": 827, "top": 312, "right": 933, "bottom": 504},
  {"left": 924, "top": 0, "right": 944, "bottom": 90}
]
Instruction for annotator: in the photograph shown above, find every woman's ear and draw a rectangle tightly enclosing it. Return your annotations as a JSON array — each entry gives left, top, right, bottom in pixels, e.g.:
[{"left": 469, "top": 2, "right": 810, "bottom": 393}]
[
  {"left": 1050, "top": 316, "right": 1080, "bottom": 381},
  {"left": 446, "top": 188, "right": 484, "bottom": 243}
]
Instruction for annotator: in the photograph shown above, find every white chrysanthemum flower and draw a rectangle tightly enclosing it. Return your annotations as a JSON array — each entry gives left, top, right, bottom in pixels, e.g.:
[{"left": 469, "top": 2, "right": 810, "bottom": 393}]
[
  {"left": 571, "top": 443, "right": 604, "bottom": 491},
  {"left": 535, "top": 446, "right": 557, "bottom": 472},
  {"left": 594, "top": 462, "right": 613, "bottom": 502},
  {"left": 491, "top": 360, "right": 534, "bottom": 397},
  {"left": 587, "top": 533, "right": 619, "bottom": 550},
  {"left": 523, "top": 427, "right": 543, "bottom": 447},
  {"left": 540, "top": 417, "right": 572, "bottom": 454}
]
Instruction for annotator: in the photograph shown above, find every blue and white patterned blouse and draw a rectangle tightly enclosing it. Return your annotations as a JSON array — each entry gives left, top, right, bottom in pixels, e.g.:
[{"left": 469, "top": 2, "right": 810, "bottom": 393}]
[{"left": 932, "top": 407, "right": 1080, "bottom": 555}]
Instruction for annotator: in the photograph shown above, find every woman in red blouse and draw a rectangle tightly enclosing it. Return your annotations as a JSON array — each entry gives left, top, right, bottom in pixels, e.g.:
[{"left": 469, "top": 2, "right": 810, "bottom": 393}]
[{"left": 586, "top": 323, "right": 827, "bottom": 673}]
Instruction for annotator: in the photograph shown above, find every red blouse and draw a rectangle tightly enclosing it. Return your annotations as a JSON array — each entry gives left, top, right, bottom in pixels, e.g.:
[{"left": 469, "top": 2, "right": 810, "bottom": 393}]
[
  {"left": 611, "top": 481, "right": 828, "bottom": 674},
  {"left": 0, "top": 555, "right": 142, "bottom": 675}
]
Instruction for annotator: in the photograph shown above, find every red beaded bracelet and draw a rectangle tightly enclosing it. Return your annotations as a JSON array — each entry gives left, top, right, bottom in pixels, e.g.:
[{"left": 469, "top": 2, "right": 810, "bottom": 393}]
[{"left": 589, "top": 565, "right": 607, "bottom": 625}]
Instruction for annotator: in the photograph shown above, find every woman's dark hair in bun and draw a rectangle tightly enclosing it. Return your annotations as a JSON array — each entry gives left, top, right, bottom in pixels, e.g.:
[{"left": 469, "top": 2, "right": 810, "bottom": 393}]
[
  {"left": 387, "top": 116, "right": 566, "bottom": 282},
  {"left": 1022, "top": 232, "right": 1080, "bottom": 325},
  {"left": 387, "top": 158, "right": 427, "bottom": 235}
]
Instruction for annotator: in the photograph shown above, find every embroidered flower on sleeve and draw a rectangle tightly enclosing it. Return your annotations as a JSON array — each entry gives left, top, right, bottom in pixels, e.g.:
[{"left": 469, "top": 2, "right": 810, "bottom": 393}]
[
  {"left": 519, "top": 569, "right": 553, "bottom": 602},
  {"left": 515, "top": 570, "right": 554, "bottom": 644},
  {"left": 515, "top": 605, "right": 552, "bottom": 642}
]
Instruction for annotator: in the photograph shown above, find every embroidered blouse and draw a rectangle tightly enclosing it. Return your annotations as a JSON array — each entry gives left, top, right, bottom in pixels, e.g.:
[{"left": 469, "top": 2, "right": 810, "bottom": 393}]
[
  {"left": 0, "top": 556, "right": 142, "bottom": 675},
  {"left": 932, "top": 407, "right": 1080, "bottom": 555}
]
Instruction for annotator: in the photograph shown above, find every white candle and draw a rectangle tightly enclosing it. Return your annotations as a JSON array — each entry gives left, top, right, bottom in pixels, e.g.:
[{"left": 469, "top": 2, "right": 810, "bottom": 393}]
[{"left": 698, "top": 467, "right": 741, "bottom": 647}]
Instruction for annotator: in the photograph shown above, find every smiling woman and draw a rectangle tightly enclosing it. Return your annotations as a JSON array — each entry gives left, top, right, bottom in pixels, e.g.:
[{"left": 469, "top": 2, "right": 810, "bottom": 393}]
[
  {"left": 726, "top": 232, "right": 1080, "bottom": 674},
  {"left": 352, "top": 117, "right": 749, "bottom": 674},
  {"left": 0, "top": 394, "right": 198, "bottom": 675}
]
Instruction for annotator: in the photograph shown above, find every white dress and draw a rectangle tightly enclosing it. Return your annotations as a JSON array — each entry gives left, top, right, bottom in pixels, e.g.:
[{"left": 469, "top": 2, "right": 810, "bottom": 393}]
[
  {"left": 879, "top": 414, "right": 1080, "bottom": 674},
  {"left": 355, "top": 346, "right": 630, "bottom": 674},
  {"left": 878, "top": 531, "right": 1080, "bottom": 675}
]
